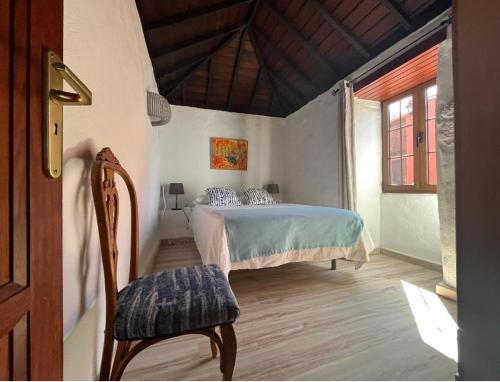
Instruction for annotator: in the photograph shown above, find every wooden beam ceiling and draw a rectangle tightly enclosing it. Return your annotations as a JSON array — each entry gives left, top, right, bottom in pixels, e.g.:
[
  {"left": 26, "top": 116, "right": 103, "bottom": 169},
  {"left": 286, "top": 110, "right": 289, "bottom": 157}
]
[
  {"left": 227, "top": 30, "right": 247, "bottom": 109},
  {"left": 252, "top": 28, "right": 320, "bottom": 92},
  {"left": 144, "top": 0, "right": 254, "bottom": 32},
  {"left": 206, "top": 58, "right": 214, "bottom": 106},
  {"left": 249, "top": 67, "right": 261, "bottom": 111},
  {"left": 156, "top": 53, "right": 209, "bottom": 81},
  {"left": 248, "top": 28, "right": 291, "bottom": 115},
  {"left": 307, "top": 0, "right": 371, "bottom": 59},
  {"left": 152, "top": 22, "right": 246, "bottom": 61},
  {"left": 261, "top": 0, "right": 338, "bottom": 80},
  {"left": 379, "top": 0, "right": 413, "bottom": 31},
  {"left": 137, "top": 0, "right": 451, "bottom": 117},
  {"left": 162, "top": 31, "right": 240, "bottom": 95}
]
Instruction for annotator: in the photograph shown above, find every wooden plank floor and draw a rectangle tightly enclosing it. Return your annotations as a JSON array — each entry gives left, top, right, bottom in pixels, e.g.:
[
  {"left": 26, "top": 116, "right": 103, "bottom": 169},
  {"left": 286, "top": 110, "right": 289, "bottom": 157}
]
[{"left": 124, "top": 242, "right": 457, "bottom": 380}]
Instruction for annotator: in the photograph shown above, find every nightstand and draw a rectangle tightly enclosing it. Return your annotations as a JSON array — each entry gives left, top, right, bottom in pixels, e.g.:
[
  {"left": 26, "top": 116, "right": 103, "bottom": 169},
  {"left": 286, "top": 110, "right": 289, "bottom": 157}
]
[{"left": 159, "top": 208, "right": 192, "bottom": 239}]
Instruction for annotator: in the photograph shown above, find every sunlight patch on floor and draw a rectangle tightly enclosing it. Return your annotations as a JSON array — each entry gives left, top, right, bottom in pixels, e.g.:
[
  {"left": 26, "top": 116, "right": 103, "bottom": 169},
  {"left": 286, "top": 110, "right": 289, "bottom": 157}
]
[{"left": 401, "top": 280, "right": 458, "bottom": 361}]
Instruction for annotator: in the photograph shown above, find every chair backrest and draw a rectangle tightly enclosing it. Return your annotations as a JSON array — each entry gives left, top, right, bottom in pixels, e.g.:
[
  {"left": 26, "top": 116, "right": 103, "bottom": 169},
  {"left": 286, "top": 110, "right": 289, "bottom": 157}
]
[{"left": 91, "top": 147, "right": 139, "bottom": 319}]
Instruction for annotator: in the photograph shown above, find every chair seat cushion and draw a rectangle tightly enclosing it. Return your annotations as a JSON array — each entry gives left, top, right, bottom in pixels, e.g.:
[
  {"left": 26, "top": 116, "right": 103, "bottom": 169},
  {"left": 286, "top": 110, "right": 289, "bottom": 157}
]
[{"left": 114, "top": 264, "right": 240, "bottom": 341}]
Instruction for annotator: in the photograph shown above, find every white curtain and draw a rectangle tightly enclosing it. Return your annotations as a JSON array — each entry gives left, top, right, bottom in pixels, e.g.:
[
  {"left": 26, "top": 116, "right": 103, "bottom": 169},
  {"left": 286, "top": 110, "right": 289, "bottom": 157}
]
[
  {"left": 337, "top": 81, "right": 374, "bottom": 261},
  {"left": 436, "top": 28, "right": 456, "bottom": 289},
  {"left": 338, "top": 80, "right": 357, "bottom": 211}
]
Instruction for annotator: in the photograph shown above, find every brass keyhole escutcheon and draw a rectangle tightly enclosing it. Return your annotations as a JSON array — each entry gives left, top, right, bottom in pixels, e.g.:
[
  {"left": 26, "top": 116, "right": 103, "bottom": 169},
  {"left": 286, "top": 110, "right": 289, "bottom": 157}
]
[{"left": 43, "top": 50, "right": 92, "bottom": 179}]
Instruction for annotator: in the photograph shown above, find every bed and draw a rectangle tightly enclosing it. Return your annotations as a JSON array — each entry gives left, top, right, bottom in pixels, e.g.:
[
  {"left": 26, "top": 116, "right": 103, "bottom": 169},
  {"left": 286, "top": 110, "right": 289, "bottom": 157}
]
[{"left": 190, "top": 203, "right": 374, "bottom": 275}]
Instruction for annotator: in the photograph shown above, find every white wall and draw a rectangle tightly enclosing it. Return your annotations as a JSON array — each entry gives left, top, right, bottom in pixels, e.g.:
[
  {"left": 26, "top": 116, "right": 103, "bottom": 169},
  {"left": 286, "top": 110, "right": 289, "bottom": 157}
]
[
  {"left": 62, "top": 0, "right": 160, "bottom": 379},
  {"left": 159, "top": 105, "right": 286, "bottom": 237},
  {"left": 283, "top": 92, "right": 342, "bottom": 207},
  {"left": 381, "top": 194, "right": 441, "bottom": 263},
  {"left": 354, "top": 97, "right": 441, "bottom": 264},
  {"left": 354, "top": 99, "right": 382, "bottom": 249},
  {"left": 281, "top": 86, "right": 441, "bottom": 262},
  {"left": 281, "top": 91, "right": 381, "bottom": 249}
]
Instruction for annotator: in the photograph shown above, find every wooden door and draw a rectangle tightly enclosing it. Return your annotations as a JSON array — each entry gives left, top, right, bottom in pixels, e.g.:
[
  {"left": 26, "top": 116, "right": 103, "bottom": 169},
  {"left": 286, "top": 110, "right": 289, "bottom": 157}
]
[
  {"left": 453, "top": 0, "right": 500, "bottom": 379},
  {"left": 0, "top": 0, "right": 63, "bottom": 379}
]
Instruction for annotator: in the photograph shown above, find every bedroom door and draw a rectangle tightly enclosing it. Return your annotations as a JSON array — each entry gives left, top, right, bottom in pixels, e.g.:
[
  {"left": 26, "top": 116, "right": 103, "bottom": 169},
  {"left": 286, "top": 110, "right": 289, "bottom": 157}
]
[
  {"left": 453, "top": 0, "right": 500, "bottom": 379},
  {"left": 0, "top": 0, "right": 63, "bottom": 379}
]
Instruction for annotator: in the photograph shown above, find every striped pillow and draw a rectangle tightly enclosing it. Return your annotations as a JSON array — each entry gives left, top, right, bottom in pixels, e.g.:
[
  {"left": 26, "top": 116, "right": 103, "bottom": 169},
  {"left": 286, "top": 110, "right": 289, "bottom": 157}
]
[
  {"left": 242, "top": 188, "right": 276, "bottom": 205},
  {"left": 205, "top": 187, "right": 242, "bottom": 206}
]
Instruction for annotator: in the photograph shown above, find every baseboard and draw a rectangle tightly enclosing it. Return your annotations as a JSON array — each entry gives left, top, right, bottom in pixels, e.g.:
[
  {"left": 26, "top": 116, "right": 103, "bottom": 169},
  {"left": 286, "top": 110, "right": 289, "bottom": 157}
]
[
  {"left": 436, "top": 281, "right": 457, "bottom": 301},
  {"left": 380, "top": 248, "right": 442, "bottom": 273}
]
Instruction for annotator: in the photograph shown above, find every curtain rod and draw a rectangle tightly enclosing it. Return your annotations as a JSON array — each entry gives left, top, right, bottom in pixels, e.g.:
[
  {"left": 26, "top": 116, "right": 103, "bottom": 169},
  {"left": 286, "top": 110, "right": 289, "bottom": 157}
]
[{"left": 331, "top": 13, "right": 451, "bottom": 96}]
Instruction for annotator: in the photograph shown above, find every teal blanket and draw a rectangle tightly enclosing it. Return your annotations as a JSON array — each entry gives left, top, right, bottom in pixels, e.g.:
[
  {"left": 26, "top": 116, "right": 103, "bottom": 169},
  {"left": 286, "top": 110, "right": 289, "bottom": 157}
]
[{"left": 214, "top": 205, "right": 364, "bottom": 263}]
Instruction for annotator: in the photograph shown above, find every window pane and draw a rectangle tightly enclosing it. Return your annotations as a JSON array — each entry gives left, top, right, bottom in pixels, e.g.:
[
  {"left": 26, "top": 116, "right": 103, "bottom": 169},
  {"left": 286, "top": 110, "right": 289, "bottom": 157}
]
[
  {"left": 401, "top": 96, "right": 413, "bottom": 126},
  {"left": 389, "top": 101, "right": 400, "bottom": 130},
  {"left": 401, "top": 126, "right": 413, "bottom": 155},
  {"left": 428, "top": 152, "right": 437, "bottom": 185},
  {"left": 426, "top": 84, "right": 438, "bottom": 186},
  {"left": 390, "top": 158, "right": 402, "bottom": 185},
  {"left": 426, "top": 85, "right": 437, "bottom": 119},
  {"left": 427, "top": 118, "right": 436, "bottom": 152},
  {"left": 389, "top": 129, "right": 401, "bottom": 157},
  {"left": 402, "top": 156, "right": 414, "bottom": 185}
]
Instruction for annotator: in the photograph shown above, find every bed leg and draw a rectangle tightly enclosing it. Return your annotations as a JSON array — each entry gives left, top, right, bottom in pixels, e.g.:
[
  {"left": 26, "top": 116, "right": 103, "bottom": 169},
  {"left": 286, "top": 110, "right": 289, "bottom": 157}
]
[{"left": 331, "top": 259, "right": 337, "bottom": 270}]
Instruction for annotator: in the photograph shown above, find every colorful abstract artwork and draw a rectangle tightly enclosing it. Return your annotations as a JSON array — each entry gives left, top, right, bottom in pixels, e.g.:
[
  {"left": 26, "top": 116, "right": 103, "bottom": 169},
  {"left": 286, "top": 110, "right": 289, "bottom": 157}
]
[{"left": 210, "top": 137, "right": 248, "bottom": 171}]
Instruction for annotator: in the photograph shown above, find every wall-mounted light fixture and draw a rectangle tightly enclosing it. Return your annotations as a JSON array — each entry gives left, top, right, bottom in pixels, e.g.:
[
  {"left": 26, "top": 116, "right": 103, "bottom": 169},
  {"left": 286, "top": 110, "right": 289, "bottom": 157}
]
[{"left": 147, "top": 91, "right": 171, "bottom": 126}]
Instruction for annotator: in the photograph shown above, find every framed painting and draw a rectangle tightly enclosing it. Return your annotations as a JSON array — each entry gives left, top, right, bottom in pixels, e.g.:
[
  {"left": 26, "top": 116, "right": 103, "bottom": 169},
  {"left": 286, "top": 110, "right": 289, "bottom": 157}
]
[{"left": 210, "top": 137, "right": 248, "bottom": 171}]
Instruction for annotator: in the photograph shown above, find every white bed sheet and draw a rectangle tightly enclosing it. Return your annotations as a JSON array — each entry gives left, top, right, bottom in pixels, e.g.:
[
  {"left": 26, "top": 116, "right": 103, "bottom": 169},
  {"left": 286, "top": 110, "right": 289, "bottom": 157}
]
[{"left": 190, "top": 204, "right": 374, "bottom": 275}]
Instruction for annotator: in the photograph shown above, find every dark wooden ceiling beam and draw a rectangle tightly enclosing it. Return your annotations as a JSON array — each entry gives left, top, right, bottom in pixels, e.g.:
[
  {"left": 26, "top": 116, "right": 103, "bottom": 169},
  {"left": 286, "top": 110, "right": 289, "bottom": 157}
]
[
  {"left": 266, "top": 65, "right": 307, "bottom": 104},
  {"left": 156, "top": 53, "right": 209, "bottom": 80},
  {"left": 145, "top": 0, "right": 255, "bottom": 32},
  {"left": 249, "top": 67, "right": 261, "bottom": 109},
  {"left": 307, "top": 0, "right": 371, "bottom": 59},
  {"left": 379, "top": 0, "right": 413, "bottom": 31},
  {"left": 253, "top": 28, "right": 320, "bottom": 92},
  {"left": 251, "top": 29, "right": 308, "bottom": 104},
  {"left": 152, "top": 22, "right": 246, "bottom": 61},
  {"left": 247, "top": 0, "right": 261, "bottom": 24},
  {"left": 206, "top": 59, "right": 214, "bottom": 106},
  {"left": 248, "top": 28, "right": 293, "bottom": 114},
  {"left": 227, "top": 30, "right": 247, "bottom": 110},
  {"left": 261, "top": 0, "right": 338, "bottom": 79},
  {"left": 162, "top": 31, "right": 240, "bottom": 95}
]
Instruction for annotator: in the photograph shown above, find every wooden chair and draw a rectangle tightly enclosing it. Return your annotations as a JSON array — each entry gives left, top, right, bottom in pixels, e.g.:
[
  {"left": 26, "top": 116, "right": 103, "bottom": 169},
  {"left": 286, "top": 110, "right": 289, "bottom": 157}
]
[{"left": 91, "top": 147, "right": 239, "bottom": 381}]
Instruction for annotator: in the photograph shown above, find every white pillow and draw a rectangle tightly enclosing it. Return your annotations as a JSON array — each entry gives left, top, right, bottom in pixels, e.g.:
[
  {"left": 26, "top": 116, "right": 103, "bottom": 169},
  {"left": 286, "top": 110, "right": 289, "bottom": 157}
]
[{"left": 193, "top": 193, "right": 209, "bottom": 205}]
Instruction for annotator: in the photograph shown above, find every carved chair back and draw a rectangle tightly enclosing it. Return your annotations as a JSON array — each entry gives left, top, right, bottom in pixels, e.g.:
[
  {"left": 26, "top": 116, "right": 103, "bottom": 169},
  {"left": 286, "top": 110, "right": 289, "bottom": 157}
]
[{"left": 91, "top": 147, "right": 139, "bottom": 320}]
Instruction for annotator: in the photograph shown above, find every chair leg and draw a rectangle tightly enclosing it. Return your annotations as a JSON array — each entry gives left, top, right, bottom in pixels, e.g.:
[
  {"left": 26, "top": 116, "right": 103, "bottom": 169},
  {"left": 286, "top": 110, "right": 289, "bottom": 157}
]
[
  {"left": 210, "top": 338, "right": 218, "bottom": 359},
  {"left": 208, "top": 327, "right": 218, "bottom": 359},
  {"left": 99, "top": 330, "right": 115, "bottom": 381},
  {"left": 220, "top": 323, "right": 237, "bottom": 381},
  {"left": 110, "top": 341, "right": 130, "bottom": 380}
]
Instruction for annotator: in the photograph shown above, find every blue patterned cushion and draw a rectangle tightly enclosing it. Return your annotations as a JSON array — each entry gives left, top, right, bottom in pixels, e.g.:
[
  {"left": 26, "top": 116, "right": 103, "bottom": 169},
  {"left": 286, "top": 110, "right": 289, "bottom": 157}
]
[
  {"left": 242, "top": 188, "right": 276, "bottom": 205},
  {"left": 114, "top": 264, "right": 240, "bottom": 340},
  {"left": 205, "top": 187, "right": 242, "bottom": 206}
]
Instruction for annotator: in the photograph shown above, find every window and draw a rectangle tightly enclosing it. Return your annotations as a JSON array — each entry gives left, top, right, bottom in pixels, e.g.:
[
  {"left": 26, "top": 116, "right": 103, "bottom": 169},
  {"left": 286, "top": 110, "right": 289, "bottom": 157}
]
[{"left": 382, "top": 81, "right": 437, "bottom": 193}]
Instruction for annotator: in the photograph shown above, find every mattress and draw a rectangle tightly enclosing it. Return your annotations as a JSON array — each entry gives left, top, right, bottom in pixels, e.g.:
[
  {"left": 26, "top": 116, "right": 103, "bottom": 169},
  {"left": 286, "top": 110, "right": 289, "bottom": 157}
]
[{"left": 190, "top": 203, "right": 374, "bottom": 275}]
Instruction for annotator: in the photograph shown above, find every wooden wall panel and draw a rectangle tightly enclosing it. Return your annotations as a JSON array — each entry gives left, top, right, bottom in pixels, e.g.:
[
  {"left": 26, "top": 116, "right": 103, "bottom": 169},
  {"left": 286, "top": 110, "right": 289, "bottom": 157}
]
[{"left": 355, "top": 44, "right": 438, "bottom": 101}]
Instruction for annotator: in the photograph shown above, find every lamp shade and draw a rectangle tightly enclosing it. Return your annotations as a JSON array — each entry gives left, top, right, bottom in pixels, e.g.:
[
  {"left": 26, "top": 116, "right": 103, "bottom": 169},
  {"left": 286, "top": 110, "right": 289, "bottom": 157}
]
[
  {"left": 267, "top": 184, "right": 279, "bottom": 194},
  {"left": 168, "top": 183, "right": 184, "bottom": 195}
]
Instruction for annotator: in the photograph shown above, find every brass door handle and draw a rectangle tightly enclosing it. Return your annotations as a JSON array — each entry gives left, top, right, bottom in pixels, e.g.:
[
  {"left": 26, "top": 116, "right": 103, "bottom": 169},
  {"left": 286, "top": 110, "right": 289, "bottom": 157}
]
[{"left": 44, "top": 51, "right": 92, "bottom": 178}]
